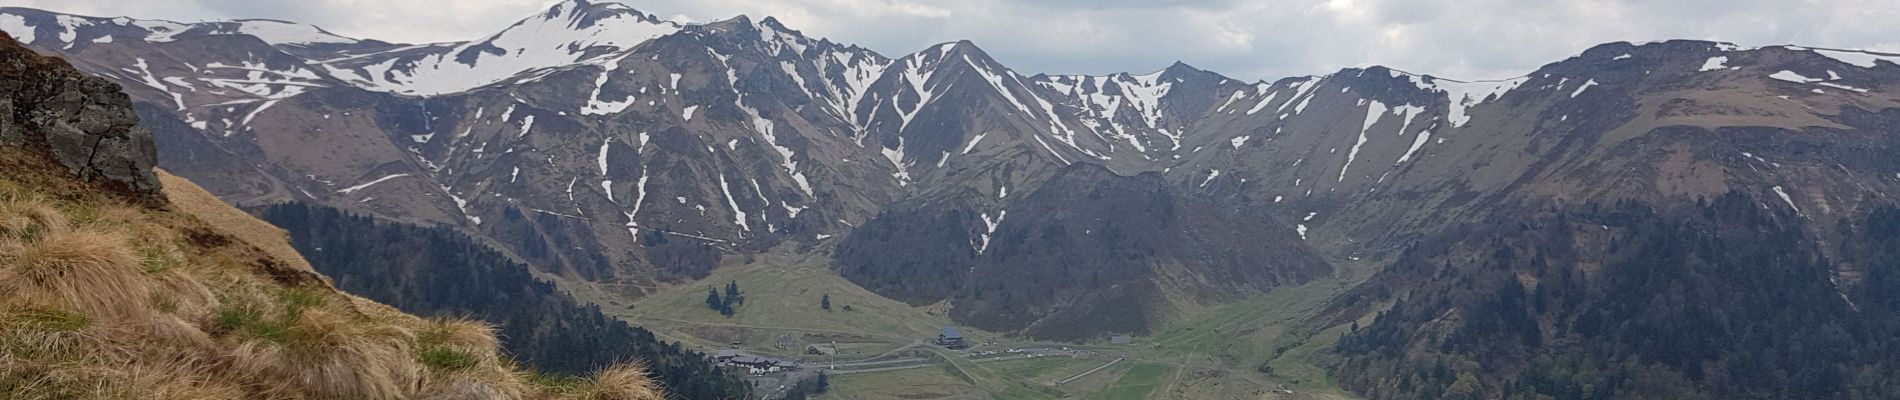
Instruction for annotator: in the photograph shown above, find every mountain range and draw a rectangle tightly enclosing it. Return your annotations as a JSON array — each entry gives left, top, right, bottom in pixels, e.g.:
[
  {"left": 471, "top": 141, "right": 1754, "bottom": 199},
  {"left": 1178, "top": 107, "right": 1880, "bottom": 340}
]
[{"left": 7, "top": 1, "right": 1900, "bottom": 398}]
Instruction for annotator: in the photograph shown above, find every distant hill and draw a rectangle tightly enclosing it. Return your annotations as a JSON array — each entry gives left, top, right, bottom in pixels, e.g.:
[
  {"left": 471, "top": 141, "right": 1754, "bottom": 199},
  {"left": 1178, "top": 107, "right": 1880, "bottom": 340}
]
[{"left": 1326, "top": 194, "right": 1900, "bottom": 399}]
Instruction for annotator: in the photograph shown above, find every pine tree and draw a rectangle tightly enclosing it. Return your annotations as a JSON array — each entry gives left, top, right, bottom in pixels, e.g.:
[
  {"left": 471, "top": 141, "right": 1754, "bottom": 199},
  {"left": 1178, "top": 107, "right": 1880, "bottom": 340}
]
[
  {"left": 724, "top": 281, "right": 742, "bottom": 307},
  {"left": 821, "top": 293, "right": 832, "bottom": 311},
  {"left": 706, "top": 286, "right": 724, "bottom": 313}
]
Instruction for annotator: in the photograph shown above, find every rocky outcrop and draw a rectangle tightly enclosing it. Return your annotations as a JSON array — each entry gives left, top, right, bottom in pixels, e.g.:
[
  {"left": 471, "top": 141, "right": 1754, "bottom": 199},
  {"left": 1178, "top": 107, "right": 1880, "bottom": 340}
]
[{"left": 0, "top": 32, "right": 160, "bottom": 202}]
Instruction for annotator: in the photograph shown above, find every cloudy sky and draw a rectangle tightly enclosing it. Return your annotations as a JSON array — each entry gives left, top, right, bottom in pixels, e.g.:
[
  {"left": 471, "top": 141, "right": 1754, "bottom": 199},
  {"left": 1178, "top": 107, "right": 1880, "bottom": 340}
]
[{"left": 8, "top": 0, "right": 1900, "bottom": 81}]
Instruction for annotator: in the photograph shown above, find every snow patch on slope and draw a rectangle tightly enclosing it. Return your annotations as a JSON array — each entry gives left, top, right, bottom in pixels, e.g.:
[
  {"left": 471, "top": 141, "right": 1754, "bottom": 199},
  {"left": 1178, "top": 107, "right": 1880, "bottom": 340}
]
[
  {"left": 1771, "top": 70, "right": 1869, "bottom": 93},
  {"left": 0, "top": 14, "right": 31, "bottom": 43},
  {"left": 882, "top": 137, "right": 912, "bottom": 186},
  {"left": 961, "top": 132, "right": 987, "bottom": 155},
  {"left": 1396, "top": 130, "right": 1432, "bottom": 165},
  {"left": 1809, "top": 48, "right": 1900, "bottom": 69},
  {"left": 975, "top": 210, "right": 1007, "bottom": 254},
  {"left": 1409, "top": 76, "right": 1527, "bottom": 127},
  {"left": 231, "top": 19, "right": 360, "bottom": 45},
  {"left": 717, "top": 173, "right": 750, "bottom": 232},
  {"left": 1773, "top": 185, "right": 1802, "bottom": 216},
  {"left": 1201, "top": 169, "right": 1221, "bottom": 187},
  {"left": 338, "top": 174, "right": 409, "bottom": 194},
  {"left": 1569, "top": 79, "right": 1598, "bottom": 98},
  {"left": 1700, "top": 56, "right": 1731, "bottom": 72},
  {"left": 581, "top": 60, "right": 636, "bottom": 115},
  {"left": 597, "top": 137, "right": 612, "bottom": 175},
  {"left": 1340, "top": 101, "right": 1387, "bottom": 182}
]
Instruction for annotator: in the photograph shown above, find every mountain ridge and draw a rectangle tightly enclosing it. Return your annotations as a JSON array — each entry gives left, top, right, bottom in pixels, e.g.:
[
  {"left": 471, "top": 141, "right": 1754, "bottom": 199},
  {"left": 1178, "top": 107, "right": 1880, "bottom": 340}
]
[{"left": 10, "top": 1, "right": 1900, "bottom": 344}]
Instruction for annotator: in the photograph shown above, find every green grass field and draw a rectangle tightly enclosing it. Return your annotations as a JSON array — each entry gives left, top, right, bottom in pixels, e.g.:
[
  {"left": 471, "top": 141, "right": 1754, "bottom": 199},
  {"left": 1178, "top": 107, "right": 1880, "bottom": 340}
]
[
  {"left": 1261, "top": 322, "right": 1356, "bottom": 394},
  {"left": 1099, "top": 363, "right": 1173, "bottom": 400},
  {"left": 818, "top": 351, "right": 1092, "bottom": 399},
  {"left": 824, "top": 366, "right": 982, "bottom": 400},
  {"left": 983, "top": 357, "right": 1104, "bottom": 386},
  {"left": 617, "top": 249, "right": 955, "bottom": 340},
  {"left": 552, "top": 243, "right": 1382, "bottom": 399},
  {"left": 1087, "top": 257, "right": 1385, "bottom": 399}
]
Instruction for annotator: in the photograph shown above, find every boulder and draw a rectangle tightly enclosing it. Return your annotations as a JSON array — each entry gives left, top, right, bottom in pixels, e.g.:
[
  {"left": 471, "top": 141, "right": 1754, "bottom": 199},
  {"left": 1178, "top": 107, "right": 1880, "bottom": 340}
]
[{"left": 0, "top": 31, "right": 161, "bottom": 201}]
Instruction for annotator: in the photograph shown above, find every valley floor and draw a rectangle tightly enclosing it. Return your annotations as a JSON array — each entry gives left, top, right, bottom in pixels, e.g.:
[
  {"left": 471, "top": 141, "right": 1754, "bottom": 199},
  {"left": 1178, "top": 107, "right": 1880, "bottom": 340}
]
[{"left": 551, "top": 244, "right": 1382, "bottom": 400}]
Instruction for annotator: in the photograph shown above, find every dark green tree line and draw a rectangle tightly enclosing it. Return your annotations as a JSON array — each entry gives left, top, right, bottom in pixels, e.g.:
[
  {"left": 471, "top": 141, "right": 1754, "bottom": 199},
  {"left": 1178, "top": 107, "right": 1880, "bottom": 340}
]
[{"left": 255, "top": 203, "right": 751, "bottom": 399}]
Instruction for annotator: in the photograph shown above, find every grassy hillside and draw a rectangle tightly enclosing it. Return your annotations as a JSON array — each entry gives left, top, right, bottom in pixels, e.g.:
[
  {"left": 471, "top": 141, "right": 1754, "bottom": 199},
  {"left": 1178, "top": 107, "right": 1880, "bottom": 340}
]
[
  {"left": 615, "top": 247, "right": 955, "bottom": 342},
  {"left": 0, "top": 146, "right": 669, "bottom": 399}
]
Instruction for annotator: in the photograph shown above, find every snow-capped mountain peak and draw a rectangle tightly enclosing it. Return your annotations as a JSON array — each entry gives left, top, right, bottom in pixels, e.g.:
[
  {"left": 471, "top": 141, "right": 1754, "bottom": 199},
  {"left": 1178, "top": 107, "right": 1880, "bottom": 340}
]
[
  {"left": 209, "top": 19, "right": 361, "bottom": 46},
  {"left": 317, "top": 0, "right": 681, "bottom": 96},
  {"left": 0, "top": 7, "right": 360, "bottom": 48}
]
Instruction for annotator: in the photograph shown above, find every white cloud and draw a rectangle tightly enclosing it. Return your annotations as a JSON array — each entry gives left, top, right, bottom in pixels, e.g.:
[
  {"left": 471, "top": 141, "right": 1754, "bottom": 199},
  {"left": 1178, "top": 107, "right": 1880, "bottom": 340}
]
[{"left": 8, "top": 0, "right": 1900, "bottom": 81}]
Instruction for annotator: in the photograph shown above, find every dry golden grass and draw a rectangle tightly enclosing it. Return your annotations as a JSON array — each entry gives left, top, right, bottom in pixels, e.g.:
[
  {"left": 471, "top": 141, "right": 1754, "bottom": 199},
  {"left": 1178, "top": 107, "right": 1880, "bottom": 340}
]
[
  {"left": 0, "top": 157, "right": 670, "bottom": 399},
  {"left": 416, "top": 318, "right": 535, "bottom": 399},
  {"left": 422, "top": 318, "right": 503, "bottom": 356},
  {"left": 148, "top": 266, "right": 220, "bottom": 317},
  {"left": 230, "top": 310, "right": 423, "bottom": 400},
  {"left": 156, "top": 170, "right": 316, "bottom": 274},
  {"left": 0, "top": 229, "right": 152, "bottom": 320},
  {"left": 0, "top": 198, "right": 66, "bottom": 240},
  {"left": 0, "top": 306, "right": 117, "bottom": 363},
  {"left": 575, "top": 364, "right": 666, "bottom": 400}
]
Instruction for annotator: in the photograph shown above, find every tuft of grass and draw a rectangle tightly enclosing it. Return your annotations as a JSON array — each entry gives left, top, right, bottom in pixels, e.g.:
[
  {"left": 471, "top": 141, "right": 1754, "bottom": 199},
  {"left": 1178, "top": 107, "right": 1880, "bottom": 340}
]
[
  {"left": 275, "top": 286, "right": 328, "bottom": 314},
  {"left": 0, "top": 306, "right": 115, "bottom": 365},
  {"left": 419, "top": 347, "right": 482, "bottom": 372},
  {"left": 230, "top": 310, "right": 424, "bottom": 399},
  {"left": 4, "top": 308, "right": 90, "bottom": 332},
  {"left": 415, "top": 318, "right": 503, "bottom": 374},
  {"left": 0, "top": 228, "right": 152, "bottom": 320},
  {"left": 0, "top": 196, "right": 69, "bottom": 241},
  {"left": 136, "top": 245, "right": 183, "bottom": 274},
  {"left": 418, "top": 318, "right": 500, "bottom": 354},
  {"left": 146, "top": 268, "right": 218, "bottom": 318},
  {"left": 411, "top": 317, "right": 535, "bottom": 399},
  {"left": 528, "top": 371, "right": 589, "bottom": 392},
  {"left": 214, "top": 304, "right": 289, "bottom": 344},
  {"left": 574, "top": 363, "right": 664, "bottom": 400},
  {"left": 54, "top": 202, "right": 102, "bottom": 226}
]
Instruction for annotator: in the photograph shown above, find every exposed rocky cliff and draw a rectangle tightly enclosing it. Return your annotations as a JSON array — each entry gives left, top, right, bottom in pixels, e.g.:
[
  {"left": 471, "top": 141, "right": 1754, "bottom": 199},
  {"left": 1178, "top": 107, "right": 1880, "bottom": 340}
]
[{"left": 0, "top": 31, "right": 157, "bottom": 201}]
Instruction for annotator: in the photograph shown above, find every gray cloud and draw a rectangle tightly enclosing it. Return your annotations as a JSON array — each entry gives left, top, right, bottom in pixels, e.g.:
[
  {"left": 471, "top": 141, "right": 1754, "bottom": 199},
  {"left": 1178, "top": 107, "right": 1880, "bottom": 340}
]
[{"left": 7, "top": 0, "right": 1900, "bottom": 81}]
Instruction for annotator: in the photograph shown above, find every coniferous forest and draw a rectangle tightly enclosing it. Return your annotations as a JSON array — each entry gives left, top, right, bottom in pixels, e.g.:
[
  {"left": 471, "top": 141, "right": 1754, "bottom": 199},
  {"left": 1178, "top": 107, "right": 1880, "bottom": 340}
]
[
  {"left": 1328, "top": 193, "right": 1900, "bottom": 400},
  {"left": 255, "top": 203, "right": 751, "bottom": 400}
]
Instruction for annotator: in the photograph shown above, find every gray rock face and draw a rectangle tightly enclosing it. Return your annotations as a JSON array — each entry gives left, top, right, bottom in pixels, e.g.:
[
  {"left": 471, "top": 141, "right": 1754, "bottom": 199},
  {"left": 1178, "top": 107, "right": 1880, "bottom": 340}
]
[{"left": 0, "top": 32, "right": 161, "bottom": 201}]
